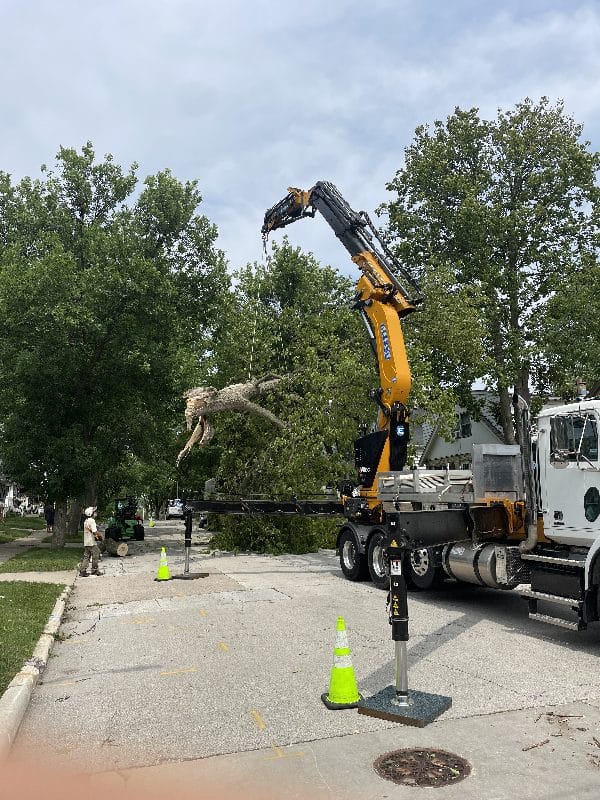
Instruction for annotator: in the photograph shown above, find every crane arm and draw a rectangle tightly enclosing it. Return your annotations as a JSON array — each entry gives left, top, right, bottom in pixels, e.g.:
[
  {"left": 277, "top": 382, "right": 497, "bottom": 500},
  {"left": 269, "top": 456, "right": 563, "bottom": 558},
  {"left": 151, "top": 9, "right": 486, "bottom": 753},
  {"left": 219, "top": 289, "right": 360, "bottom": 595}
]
[
  {"left": 262, "top": 181, "right": 421, "bottom": 490},
  {"left": 262, "top": 181, "right": 422, "bottom": 315}
]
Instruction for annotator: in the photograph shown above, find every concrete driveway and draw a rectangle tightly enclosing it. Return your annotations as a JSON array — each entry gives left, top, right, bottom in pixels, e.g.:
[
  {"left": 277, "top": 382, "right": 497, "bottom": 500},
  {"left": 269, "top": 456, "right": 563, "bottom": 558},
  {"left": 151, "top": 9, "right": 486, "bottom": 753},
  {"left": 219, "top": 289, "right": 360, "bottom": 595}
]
[{"left": 9, "top": 519, "right": 600, "bottom": 799}]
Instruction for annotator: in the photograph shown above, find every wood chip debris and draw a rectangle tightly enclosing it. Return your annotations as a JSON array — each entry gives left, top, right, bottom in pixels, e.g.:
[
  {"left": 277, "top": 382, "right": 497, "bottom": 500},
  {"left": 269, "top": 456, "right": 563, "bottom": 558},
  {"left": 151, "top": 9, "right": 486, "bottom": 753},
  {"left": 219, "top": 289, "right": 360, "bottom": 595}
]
[{"left": 522, "top": 738, "right": 550, "bottom": 752}]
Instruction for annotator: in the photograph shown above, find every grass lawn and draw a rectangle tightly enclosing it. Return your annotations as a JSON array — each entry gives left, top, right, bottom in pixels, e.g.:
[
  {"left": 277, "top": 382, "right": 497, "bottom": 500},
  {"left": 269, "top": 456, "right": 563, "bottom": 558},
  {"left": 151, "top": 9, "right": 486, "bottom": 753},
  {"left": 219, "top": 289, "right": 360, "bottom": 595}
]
[
  {"left": 42, "top": 533, "right": 83, "bottom": 544},
  {"left": 0, "top": 581, "right": 65, "bottom": 694},
  {"left": 0, "top": 514, "right": 47, "bottom": 544},
  {"left": 0, "top": 547, "right": 81, "bottom": 573}
]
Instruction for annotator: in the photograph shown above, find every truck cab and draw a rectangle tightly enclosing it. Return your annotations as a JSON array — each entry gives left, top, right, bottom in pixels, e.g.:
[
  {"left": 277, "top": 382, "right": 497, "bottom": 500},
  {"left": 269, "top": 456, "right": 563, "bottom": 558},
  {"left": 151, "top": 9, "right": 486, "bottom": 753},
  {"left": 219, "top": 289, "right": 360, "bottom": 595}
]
[{"left": 537, "top": 400, "right": 600, "bottom": 548}]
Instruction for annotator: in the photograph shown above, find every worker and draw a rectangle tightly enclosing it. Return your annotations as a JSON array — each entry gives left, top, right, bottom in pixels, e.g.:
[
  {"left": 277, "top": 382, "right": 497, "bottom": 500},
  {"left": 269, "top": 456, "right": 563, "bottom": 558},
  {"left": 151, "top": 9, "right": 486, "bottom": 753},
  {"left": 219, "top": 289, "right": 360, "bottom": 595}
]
[
  {"left": 80, "top": 506, "right": 104, "bottom": 577},
  {"left": 43, "top": 501, "right": 55, "bottom": 533}
]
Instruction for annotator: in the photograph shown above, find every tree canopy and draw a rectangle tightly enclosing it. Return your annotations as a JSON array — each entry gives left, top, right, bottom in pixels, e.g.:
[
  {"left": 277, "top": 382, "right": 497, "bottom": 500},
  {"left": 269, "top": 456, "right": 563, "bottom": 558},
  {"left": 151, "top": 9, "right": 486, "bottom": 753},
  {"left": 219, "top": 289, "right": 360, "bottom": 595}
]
[
  {"left": 383, "top": 97, "right": 600, "bottom": 441},
  {"left": 0, "top": 143, "right": 228, "bottom": 541}
]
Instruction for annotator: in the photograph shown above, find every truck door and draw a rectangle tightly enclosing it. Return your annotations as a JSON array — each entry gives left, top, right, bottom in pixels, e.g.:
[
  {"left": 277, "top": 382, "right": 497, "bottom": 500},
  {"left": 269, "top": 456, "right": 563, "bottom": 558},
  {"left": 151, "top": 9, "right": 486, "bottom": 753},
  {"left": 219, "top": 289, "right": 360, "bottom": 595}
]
[{"left": 541, "top": 410, "right": 600, "bottom": 546}]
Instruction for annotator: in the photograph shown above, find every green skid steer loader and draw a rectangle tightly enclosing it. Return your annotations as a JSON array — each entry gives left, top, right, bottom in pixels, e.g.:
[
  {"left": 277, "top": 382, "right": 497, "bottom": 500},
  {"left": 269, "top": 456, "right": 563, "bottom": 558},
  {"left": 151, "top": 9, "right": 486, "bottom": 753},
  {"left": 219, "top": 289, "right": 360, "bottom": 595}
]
[{"left": 104, "top": 496, "right": 145, "bottom": 542}]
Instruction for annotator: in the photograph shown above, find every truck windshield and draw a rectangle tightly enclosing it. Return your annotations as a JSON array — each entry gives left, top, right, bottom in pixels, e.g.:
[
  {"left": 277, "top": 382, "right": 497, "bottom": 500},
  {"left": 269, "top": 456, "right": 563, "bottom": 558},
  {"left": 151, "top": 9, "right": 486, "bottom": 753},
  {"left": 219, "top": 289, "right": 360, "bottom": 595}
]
[{"left": 550, "top": 413, "right": 599, "bottom": 464}]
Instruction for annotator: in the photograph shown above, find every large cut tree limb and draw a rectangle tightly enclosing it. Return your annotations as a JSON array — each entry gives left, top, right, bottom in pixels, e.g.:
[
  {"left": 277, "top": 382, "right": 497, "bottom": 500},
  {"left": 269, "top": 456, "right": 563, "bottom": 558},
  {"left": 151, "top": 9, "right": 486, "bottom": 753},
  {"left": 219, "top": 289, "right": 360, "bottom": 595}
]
[{"left": 177, "top": 375, "right": 286, "bottom": 465}]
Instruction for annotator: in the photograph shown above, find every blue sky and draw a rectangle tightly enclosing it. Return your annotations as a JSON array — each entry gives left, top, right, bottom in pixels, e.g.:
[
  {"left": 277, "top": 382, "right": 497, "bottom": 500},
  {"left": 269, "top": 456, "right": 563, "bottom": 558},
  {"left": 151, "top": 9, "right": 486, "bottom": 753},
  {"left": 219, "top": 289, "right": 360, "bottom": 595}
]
[{"left": 3, "top": 0, "right": 599, "bottom": 275}]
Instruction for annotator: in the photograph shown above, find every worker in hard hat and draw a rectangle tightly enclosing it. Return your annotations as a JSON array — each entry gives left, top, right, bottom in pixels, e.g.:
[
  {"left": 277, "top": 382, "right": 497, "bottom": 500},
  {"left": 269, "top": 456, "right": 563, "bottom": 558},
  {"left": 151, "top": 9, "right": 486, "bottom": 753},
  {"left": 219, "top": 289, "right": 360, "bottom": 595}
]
[{"left": 80, "top": 506, "right": 104, "bottom": 577}]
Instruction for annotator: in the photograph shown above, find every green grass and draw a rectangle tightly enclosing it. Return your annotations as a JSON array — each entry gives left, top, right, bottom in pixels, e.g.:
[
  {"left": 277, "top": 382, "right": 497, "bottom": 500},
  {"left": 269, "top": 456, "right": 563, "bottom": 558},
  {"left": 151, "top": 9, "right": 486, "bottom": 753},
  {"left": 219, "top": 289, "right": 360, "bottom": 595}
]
[
  {"left": 41, "top": 533, "right": 83, "bottom": 544},
  {"left": 0, "top": 515, "right": 47, "bottom": 544},
  {"left": 0, "top": 581, "right": 65, "bottom": 694},
  {"left": 0, "top": 547, "right": 81, "bottom": 573},
  {"left": 0, "top": 515, "right": 46, "bottom": 530}
]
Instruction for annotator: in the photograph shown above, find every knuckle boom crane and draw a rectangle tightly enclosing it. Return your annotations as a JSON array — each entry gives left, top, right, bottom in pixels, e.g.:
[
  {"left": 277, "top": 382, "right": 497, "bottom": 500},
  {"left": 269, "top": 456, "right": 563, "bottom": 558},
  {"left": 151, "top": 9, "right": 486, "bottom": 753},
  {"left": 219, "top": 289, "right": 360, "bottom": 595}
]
[
  {"left": 262, "top": 181, "right": 420, "bottom": 496},
  {"left": 262, "top": 182, "right": 477, "bottom": 588}
]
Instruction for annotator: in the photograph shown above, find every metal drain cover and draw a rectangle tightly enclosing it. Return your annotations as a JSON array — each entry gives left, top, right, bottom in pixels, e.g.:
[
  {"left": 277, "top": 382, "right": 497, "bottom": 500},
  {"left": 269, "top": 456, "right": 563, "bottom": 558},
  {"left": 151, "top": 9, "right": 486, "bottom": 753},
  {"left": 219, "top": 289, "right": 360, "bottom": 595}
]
[{"left": 373, "top": 748, "right": 471, "bottom": 788}]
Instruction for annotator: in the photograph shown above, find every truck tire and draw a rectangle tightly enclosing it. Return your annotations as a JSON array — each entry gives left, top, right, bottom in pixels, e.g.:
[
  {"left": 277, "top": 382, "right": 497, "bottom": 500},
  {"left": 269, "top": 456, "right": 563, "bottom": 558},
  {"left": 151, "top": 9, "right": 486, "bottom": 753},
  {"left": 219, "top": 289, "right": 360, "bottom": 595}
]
[
  {"left": 338, "top": 529, "right": 368, "bottom": 581},
  {"left": 134, "top": 524, "right": 145, "bottom": 541},
  {"left": 405, "top": 547, "right": 444, "bottom": 590},
  {"left": 367, "top": 530, "right": 388, "bottom": 590}
]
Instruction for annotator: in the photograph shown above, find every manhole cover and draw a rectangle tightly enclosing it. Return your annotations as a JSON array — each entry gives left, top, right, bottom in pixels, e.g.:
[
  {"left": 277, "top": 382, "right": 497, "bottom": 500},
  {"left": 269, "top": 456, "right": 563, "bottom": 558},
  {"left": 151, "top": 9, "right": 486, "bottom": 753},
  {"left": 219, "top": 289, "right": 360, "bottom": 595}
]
[{"left": 373, "top": 748, "right": 471, "bottom": 788}]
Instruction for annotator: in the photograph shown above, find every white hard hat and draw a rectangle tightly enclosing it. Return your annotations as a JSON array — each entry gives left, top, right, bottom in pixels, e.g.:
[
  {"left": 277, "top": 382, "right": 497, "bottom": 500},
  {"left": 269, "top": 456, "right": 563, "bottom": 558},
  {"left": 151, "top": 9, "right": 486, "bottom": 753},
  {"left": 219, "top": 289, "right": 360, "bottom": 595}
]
[{"left": 84, "top": 506, "right": 97, "bottom": 517}]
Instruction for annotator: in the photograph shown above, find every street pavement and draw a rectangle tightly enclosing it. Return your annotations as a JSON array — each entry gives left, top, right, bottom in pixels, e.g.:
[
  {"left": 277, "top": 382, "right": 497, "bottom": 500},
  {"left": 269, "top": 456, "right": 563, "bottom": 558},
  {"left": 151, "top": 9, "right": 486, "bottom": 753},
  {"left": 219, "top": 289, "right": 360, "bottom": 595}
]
[{"left": 4, "top": 519, "right": 600, "bottom": 799}]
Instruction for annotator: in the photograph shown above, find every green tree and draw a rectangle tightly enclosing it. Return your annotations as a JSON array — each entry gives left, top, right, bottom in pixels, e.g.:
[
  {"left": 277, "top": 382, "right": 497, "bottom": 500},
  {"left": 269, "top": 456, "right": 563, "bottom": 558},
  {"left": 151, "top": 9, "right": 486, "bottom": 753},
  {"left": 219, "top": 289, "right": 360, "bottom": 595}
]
[
  {"left": 199, "top": 240, "right": 376, "bottom": 553},
  {"left": 0, "top": 144, "right": 227, "bottom": 543},
  {"left": 383, "top": 98, "right": 600, "bottom": 441},
  {"left": 536, "top": 258, "right": 600, "bottom": 397}
]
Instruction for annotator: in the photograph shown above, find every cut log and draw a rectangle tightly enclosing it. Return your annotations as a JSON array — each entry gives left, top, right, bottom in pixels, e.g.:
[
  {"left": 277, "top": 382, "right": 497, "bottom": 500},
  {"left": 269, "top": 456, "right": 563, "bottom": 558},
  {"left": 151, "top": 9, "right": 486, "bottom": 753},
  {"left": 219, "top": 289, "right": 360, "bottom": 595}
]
[{"left": 105, "top": 538, "right": 128, "bottom": 557}]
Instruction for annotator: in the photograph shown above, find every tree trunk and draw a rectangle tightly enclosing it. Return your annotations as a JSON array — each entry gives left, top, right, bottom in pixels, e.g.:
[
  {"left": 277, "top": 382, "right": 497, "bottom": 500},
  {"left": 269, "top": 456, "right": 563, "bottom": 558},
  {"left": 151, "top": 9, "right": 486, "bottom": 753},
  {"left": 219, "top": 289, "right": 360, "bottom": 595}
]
[
  {"left": 498, "top": 386, "right": 516, "bottom": 444},
  {"left": 83, "top": 475, "right": 99, "bottom": 512},
  {"left": 67, "top": 498, "right": 83, "bottom": 535},
  {"left": 489, "top": 313, "right": 516, "bottom": 445},
  {"left": 514, "top": 366, "right": 531, "bottom": 405},
  {"left": 51, "top": 501, "right": 68, "bottom": 548}
]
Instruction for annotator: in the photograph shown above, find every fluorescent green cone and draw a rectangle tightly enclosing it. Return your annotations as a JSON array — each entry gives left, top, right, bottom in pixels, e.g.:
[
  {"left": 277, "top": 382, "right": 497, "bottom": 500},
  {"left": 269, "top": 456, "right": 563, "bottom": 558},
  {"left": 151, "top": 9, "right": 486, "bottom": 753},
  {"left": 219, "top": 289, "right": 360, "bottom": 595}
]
[
  {"left": 321, "top": 616, "right": 362, "bottom": 709},
  {"left": 155, "top": 547, "right": 171, "bottom": 581}
]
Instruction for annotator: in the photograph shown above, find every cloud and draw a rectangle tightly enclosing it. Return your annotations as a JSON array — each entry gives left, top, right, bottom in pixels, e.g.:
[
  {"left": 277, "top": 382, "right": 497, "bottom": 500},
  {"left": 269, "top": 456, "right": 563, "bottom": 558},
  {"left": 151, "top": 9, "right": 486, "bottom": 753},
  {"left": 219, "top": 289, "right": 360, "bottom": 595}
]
[{"left": 2, "top": 0, "right": 600, "bottom": 274}]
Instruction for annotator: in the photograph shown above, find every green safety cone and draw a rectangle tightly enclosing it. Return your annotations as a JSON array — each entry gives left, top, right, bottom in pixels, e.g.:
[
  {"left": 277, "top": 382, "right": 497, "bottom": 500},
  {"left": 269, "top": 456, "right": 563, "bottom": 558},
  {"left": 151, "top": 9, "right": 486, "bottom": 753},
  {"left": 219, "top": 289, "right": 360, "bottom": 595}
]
[
  {"left": 155, "top": 547, "right": 171, "bottom": 581},
  {"left": 148, "top": 516, "right": 155, "bottom": 528},
  {"left": 321, "top": 616, "right": 362, "bottom": 709}
]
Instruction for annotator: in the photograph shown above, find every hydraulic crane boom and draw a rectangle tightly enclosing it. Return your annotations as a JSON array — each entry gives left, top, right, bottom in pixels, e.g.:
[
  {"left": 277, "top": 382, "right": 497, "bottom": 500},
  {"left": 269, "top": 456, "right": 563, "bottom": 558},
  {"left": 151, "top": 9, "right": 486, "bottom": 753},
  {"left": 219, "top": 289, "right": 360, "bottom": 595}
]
[
  {"left": 262, "top": 181, "right": 422, "bottom": 508},
  {"left": 261, "top": 181, "right": 421, "bottom": 311}
]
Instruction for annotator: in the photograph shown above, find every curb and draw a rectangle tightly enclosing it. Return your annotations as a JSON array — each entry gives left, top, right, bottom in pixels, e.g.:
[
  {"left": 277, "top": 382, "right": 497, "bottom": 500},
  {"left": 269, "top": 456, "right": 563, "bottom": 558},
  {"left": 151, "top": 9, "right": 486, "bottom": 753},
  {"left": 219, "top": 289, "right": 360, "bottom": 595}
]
[{"left": 0, "top": 583, "right": 72, "bottom": 760}]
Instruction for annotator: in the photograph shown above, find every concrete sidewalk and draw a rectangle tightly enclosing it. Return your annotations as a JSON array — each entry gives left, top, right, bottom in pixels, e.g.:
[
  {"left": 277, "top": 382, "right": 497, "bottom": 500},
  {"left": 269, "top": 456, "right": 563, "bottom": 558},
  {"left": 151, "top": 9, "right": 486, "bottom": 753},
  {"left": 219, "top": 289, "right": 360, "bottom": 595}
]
[
  {"left": 0, "top": 527, "right": 77, "bottom": 584},
  {"left": 0, "top": 527, "right": 50, "bottom": 565},
  {"left": 5, "top": 520, "right": 600, "bottom": 798}
]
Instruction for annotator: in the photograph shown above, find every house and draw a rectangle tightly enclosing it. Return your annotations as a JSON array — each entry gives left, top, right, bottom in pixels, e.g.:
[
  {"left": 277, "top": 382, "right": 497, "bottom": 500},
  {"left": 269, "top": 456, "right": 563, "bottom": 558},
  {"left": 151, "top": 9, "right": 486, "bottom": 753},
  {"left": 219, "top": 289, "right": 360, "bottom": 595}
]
[
  {"left": 414, "top": 390, "right": 504, "bottom": 470},
  {"left": 0, "top": 473, "right": 21, "bottom": 516}
]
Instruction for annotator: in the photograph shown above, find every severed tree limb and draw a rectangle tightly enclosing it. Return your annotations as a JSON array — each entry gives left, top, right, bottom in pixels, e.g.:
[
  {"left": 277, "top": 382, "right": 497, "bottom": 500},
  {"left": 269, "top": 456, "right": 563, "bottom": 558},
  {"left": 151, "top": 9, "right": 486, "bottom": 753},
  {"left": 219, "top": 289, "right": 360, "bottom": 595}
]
[{"left": 176, "top": 375, "right": 286, "bottom": 465}]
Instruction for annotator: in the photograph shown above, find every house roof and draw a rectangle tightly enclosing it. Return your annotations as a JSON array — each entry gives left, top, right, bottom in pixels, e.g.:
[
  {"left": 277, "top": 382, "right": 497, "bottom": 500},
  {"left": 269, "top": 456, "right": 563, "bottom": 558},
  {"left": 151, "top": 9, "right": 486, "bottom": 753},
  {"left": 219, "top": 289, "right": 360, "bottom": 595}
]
[{"left": 416, "top": 390, "right": 503, "bottom": 464}]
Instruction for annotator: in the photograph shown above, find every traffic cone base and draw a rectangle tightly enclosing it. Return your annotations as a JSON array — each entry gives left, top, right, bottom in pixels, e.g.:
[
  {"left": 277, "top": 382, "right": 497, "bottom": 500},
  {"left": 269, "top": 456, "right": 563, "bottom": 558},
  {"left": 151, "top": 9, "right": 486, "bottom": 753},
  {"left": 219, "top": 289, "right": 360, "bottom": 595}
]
[
  {"left": 321, "top": 686, "right": 363, "bottom": 710},
  {"left": 155, "top": 547, "right": 171, "bottom": 581},
  {"left": 322, "top": 616, "right": 362, "bottom": 710}
]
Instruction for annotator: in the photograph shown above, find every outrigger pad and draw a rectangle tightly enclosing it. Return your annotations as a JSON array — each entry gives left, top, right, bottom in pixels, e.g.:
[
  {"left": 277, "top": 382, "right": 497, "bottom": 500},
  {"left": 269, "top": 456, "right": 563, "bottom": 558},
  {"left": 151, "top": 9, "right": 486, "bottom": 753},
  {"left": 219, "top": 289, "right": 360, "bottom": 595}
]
[{"left": 358, "top": 686, "right": 451, "bottom": 727}]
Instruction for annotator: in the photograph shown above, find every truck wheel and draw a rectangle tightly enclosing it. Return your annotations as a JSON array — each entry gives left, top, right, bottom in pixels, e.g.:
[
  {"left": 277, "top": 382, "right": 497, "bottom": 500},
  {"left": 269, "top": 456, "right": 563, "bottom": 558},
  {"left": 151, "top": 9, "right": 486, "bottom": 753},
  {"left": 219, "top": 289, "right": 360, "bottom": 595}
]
[
  {"left": 338, "top": 530, "right": 368, "bottom": 581},
  {"left": 134, "top": 524, "right": 145, "bottom": 541},
  {"left": 367, "top": 530, "right": 388, "bottom": 590},
  {"left": 405, "top": 547, "right": 444, "bottom": 590}
]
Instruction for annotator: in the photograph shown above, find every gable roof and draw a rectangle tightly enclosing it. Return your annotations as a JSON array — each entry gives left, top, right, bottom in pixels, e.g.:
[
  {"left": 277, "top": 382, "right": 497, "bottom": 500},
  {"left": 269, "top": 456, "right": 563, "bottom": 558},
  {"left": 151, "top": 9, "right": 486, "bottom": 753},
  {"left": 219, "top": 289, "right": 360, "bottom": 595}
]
[{"left": 415, "top": 390, "right": 503, "bottom": 465}]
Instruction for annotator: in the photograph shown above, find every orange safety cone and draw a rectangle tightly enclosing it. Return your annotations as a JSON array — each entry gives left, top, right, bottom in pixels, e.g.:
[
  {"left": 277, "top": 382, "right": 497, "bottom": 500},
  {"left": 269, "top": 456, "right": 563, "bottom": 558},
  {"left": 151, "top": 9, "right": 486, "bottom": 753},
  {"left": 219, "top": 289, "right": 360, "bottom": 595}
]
[
  {"left": 321, "top": 616, "right": 362, "bottom": 709},
  {"left": 155, "top": 547, "right": 171, "bottom": 581}
]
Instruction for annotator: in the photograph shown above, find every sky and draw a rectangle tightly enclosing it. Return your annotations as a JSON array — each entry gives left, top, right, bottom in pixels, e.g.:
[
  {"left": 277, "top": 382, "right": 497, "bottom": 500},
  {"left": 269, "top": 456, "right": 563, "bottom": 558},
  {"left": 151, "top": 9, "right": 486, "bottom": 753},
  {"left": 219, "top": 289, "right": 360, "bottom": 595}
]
[{"left": 2, "top": 0, "right": 600, "bottom": 276}]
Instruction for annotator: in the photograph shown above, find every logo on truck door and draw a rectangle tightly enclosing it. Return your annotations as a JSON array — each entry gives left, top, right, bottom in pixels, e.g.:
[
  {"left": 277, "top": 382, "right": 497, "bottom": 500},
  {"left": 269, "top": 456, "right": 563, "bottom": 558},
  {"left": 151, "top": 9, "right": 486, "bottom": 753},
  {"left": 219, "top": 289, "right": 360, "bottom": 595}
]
[{"left": 379, "top": 322, "right": 391, "bottom": 360}]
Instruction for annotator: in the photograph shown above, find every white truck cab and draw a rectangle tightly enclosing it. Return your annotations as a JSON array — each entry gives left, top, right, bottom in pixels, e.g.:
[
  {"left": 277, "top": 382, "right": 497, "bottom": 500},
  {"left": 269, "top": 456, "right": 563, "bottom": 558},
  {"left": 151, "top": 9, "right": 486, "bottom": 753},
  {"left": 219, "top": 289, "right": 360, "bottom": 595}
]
[{"left": 537, "top": 400, "right": 600, "bottom": 548}]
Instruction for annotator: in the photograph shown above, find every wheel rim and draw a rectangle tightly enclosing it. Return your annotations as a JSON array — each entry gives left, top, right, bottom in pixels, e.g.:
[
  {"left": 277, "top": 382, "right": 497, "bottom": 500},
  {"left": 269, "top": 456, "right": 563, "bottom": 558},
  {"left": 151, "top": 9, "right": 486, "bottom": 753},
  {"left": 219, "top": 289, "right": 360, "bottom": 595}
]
[
  {"left": 371, "top": 541, "right": 386, "bottom": 579},
  {"left": 410, "top": 548, "right": 430, "bottom": 577},
  {"left": 342, "top": 540, "right": 357, "bottom": 570}
]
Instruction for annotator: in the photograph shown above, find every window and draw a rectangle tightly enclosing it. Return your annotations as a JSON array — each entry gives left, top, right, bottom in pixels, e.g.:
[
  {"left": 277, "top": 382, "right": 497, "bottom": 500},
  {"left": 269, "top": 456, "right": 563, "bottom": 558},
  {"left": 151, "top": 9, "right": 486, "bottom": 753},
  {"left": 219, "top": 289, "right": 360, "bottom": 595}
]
[
  {"left": 584, "top": 487, "right": 600, "bottom": 522},
  {"left": 550, "top": 413, "right": 599, "bottom": 465}
]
